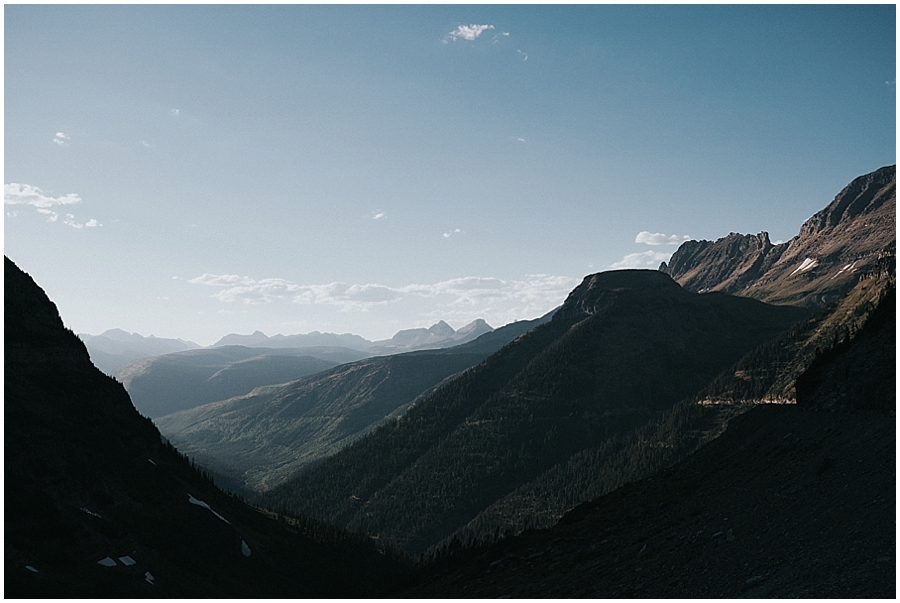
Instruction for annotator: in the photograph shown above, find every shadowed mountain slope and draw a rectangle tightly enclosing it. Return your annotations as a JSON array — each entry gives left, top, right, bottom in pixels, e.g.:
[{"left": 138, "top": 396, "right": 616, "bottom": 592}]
[
  {"left": 261, "top": 270, "right": 809, "bottom": 555},
  {"left": 661, "top": 165, "right": 895, "bottom": 307},
  {"left": 155, "top": 311, "right": 553, "bottom": 493},
  {"left": 397, "top": 283, "right": 895, "bottom": 598},
  {"left": 115, "top": 346, "right": 368, "bottom": 418},
  {"left": 79, "top": 329, "right": 200, "bottom": 375},
  {"left": 4, "top": 256, "right": 409, "bottom": 598}
]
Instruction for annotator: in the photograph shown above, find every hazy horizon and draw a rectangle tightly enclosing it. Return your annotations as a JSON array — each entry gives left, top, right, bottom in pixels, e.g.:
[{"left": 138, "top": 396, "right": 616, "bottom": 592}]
[{"left": 5, "top": 5, "right": 895, "bottom": 345}]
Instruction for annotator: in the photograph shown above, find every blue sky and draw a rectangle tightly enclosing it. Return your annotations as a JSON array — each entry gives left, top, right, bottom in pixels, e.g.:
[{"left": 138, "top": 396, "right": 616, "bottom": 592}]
[{"left": 5, "top": 4, "right": 895, "bottom": 344}]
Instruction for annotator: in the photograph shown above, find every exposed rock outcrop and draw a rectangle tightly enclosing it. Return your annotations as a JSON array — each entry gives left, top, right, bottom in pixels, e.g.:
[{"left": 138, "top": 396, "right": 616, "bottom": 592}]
[{"left": 661, "top": 165, "right": 895, "bottom": 307}]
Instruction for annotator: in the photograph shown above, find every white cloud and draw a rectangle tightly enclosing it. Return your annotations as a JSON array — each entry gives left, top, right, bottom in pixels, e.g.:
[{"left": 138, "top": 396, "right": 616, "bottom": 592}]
[
  {"left": 189, "top": 274, "right": 255, "bottom": 287},
  {"left": 634, "top": 231, "right": 691, "bottom": 246},
  {"left": 53, "top": 132, "right": 71, "bottom": 146},
  {"left": 189, "top": 272, "right": 581, "bottom": 325},
  {"left": 443, "top": 228, "right": 462, "bottom": 239},
  {"left": 169, "top": 108, "right": 180, "bottom": 116},
  {"left": 5, "top": 183, "right": 101, "bottom": 229},
  {"left": 445, "top": 24, "right": 495, "bottom": 42},
  {"left": 138, "top": 140, "right": 152, "bottom": 148},
  {"left": 5, "top": 183, "right": 81, "bottom": 208},
  {"left": 609, "top": 250, "right": 672, "bottom": 270},
  {"left": 372, "top": 211, "right": 386, "bottom": 220},
  {"left": 517, "top": 49, "right": 528, "bottom": 61}
]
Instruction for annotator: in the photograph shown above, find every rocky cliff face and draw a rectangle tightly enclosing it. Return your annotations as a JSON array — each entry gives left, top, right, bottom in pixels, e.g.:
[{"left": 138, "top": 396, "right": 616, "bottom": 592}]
[{"left": 661, "top": 165, "right": 895, "bottom": 306}]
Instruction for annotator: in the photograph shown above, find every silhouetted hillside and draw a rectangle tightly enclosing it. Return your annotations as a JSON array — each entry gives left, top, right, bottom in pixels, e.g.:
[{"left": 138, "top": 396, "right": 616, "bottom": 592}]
[
  {"left": 397, "top": 282, "right": 895, "bottom": 598},
  {"left": 4, "top": 256, "right": 410, "bottom": 597},
  {"left": 155, "top": 311, "right": 553, "bottom": 493},
  {"left": 262, "top": 270, "right": 808, "bottom": 555}
]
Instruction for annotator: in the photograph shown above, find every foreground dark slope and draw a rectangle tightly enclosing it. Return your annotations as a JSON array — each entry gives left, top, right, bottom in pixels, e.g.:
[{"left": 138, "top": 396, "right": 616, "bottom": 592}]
[
  {"left": 4, "top": 257, "right": 408, "bottom": 598},
  {"left": 399, "top": 283, "right": 895, "bottom": 598},
  {"left": 263, "top": 270, "right": 809, "bottom": 555}
]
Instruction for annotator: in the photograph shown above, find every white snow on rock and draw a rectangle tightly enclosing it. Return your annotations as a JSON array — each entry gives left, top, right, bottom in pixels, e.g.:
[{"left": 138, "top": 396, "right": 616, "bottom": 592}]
[
  {"left": 26, "top": 565, "right": 38, "bottom": 573},
  {"left": 830, "top": 261, "right": 858, "bottom": 280},
  {"left": 241, "top": 539, "right": 252, "bottom": 557},
  {"left": 97, "top": 557, "right": 117, "bottom": 567},
  {"left": 145, "top": 571, "right": 155, "bottom": 584},
  {"left": 80, "top": 507, "right": 101, "bottom": 518},
  {"left": 119, "top": 555, "right": 136, "bottom": 566},
  {"left": 187, "top": 493, "right": 231, "bottom": 524},
  {"left": 790, "top": 257, "right": 818, "bottom": 276},
  {"left": 148, "top": 458, "right": 157, "bottom": 465}
]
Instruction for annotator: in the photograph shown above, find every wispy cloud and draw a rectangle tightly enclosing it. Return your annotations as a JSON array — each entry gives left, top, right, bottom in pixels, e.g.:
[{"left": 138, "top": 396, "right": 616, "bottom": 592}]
[
  {"left": 5, "top": 183, "right": 81, "bottom": 208},
  {"left": 53, "top": 132, "right": 71, "bottom": 146},
  {"left": 609, "top": 250, "right": 672, "bottom": 270},
  {"left": 5, "top": 183, "right": 101, "bottom": 228},
  {"left": 517, "top": 49, "right": 528, "bottom": 61},
  {"left": 445, "top": 24, "right": 494, "bottom": 43},
  {"left": 371, "top": 211, "right": 386, "bottom": 220},
  {"left": 634, "top": 231, "right": 692, "bottom": 246},
  {"left": 169, "top": 108, "right": 180, "bottom": 116},
  {"left": 442, "top": 228, "right": 462, "bottom": 239},
  {"left": 188, "top": 272, "right": 580, "bottom": 325}
]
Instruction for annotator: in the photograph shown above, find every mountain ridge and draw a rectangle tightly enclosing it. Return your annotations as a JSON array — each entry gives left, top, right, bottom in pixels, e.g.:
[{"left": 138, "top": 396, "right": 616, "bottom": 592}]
[{"left": 660, "top": 165, "right": 895, "bottom": 306}]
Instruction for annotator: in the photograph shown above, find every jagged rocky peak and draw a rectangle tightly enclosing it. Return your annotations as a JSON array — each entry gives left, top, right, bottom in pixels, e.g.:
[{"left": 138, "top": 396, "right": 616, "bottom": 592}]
[
  {"left": 660, "top": 231, "right": 775, "bottom": 279},
  {"left": 799, "top": 164, "right": 895, "bottom": 237},
  {"left": 659, "top": 166, "right": 895, "bottom": 306},
  {"left": 427, "top": 320, "right": 455, "bottom": 337}
]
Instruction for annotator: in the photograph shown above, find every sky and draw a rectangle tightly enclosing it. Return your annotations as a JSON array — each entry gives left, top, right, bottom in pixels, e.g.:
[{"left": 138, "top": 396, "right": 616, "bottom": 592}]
[{"left": 4, "top": 4, "right": 896, "bottom": 345}]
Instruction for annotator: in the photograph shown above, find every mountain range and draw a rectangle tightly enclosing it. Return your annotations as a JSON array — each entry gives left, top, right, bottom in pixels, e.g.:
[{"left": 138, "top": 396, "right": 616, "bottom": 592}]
[
  {"left": 78, "top": 329, "right": 200, "bottom": 374},
  {"left": 660, "top": 164, "right": 895, "bottom": 306},
  {"left": 209, "top": 318, "right": 494, "bottom": 354},
  {"left": 256, "top": 165, "right": 895, "bottom": 558},
  {"left": 154, "top": 313, "right": 551, "bottom": 493},
  {"left": 6, "top": 164, "right": 894, "bottom": 597}
]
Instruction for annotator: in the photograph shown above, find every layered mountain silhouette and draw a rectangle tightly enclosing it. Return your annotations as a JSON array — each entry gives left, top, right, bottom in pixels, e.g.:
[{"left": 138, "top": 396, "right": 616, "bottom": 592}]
[
  {"left": 154, "top": 313, "right": 551, "bottom": 493},
  {"left": 258, "top": 166, "right": 895, "bottom": 559},
  {"left": 79, "top": 329, "right": 200, "bottom": 375},
  {"left": 210, "top": 318, "right": 493, "bottom": 354},
  {"left": 262, "top": 270, "right": 809, "bottom": 554},
  {"left": 115, "top": 346, "right": 368, "bottom": 419},
  {"left": 660, "top": 165, "right": 895, "bottom": 306},
  {"left": 4, "top": 257, "right": 409, "bottom": 597}
]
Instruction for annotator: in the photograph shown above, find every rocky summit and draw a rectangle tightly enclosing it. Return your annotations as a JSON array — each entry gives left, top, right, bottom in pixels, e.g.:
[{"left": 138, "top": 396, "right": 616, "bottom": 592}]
[{"left": 661, "top": 165, "right": 895, "bottom": 307}]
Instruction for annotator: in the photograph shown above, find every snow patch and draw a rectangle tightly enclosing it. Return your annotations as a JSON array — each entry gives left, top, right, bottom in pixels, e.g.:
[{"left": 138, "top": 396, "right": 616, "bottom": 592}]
[
  {"left": 148, "top": 458, "right": 156, "bottom": 465},
  {"left": 26, "top": 565, "right": 38, "bottom": 573},
  {"left": 80, "top": 507, "right": 101, "bottom": 518},
  {"left": 187, "top": 493, "right": 231, "bottom": 524},
  {"left": 241, "top": 539, "right": 252, "bottom": 557},
  {"left": 97, "top": 557, "right": 117, "bottom": 567},
  {"left": 790, "top": 257, "right": 818, "bottom": 276},
  {"left": 830, "top": 261, "right": 858, "bottom": 280},
  {"left": 145, "top": 571, "right": 155, "bottom": 584},
  {"left": 118, "top": 555, "right": 136, "bottom": 566}
]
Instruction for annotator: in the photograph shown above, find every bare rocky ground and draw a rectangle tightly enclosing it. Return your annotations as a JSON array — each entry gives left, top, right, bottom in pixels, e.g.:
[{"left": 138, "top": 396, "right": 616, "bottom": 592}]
[{"left": 398, "top": 403, "right": 895, "bottom": 598}]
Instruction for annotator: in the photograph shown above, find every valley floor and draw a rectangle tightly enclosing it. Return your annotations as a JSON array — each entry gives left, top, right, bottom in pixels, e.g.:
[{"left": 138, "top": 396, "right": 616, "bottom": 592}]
[{"left": 398, "top": 404, "right": 895, "bottom": 598}]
